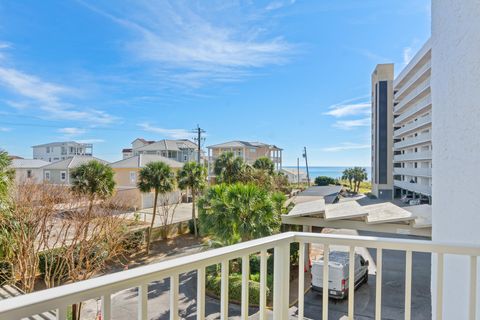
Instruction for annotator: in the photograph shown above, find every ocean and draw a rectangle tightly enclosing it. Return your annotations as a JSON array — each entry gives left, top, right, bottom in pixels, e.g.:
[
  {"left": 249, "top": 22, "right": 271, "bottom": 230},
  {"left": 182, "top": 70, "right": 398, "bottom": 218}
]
[{"left": 283, "top": 166, "right": 372, "bottom": 179}]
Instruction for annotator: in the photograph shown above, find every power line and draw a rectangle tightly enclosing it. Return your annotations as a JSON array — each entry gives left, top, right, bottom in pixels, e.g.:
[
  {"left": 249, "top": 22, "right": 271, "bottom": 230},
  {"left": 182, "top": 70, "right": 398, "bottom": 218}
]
[{"left": 191, "top": 125, "right": 206, "bottom": 165}]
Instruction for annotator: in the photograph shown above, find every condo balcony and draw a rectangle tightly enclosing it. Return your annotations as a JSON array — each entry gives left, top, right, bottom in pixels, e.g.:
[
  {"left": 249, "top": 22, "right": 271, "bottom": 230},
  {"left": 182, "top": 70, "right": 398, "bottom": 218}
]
[
  {"left": 394, "top": 94, "right": 432, "bottom": 125},
  {"left": 394, "top": 114, "right": 432, "bottom": 138},
  {"left": 394, "top": 180, "right": 432, "bottom": 196},
  {"left": 394, "top": 61, "right": 431, "bottom": 101},
  {"left": 394, "top": 79, "right": 430, "bottom": 114},
  {"left": 393, "top": 167, "right": 432, "bottom": 178},
  {"left": 394, "top": 151, "right": 432, "bottom": 162},
  {"left": 1, "top": 232, "right": 478, "bottom": 320},
  {"left": 394, "top": 132, "right": 432, "bottom": 150}
]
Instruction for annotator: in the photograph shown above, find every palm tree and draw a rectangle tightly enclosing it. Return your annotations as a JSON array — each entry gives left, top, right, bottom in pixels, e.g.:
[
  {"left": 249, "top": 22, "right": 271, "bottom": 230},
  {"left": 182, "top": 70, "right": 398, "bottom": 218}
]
[
  {"left": 137, "top": 161, "right": 175, "bottom": 253},
  {"left": 198, "top": 183, "right": 280, "bottom": 244},
  {"left": 213, "top": 152, "right": 245, "bottom": 184},
  {"left": 352, "top": 167, "right": 368, "bottom": 193},
  {"left": 70, "top": 160, "right": 115, "bottom": 217},
  {"left": 342, "top": 168, "right": 354, "bottom": 191},
  {"left": 253, "top": 156, "right": 275, "bottom": 174},
  {"left": 177, "top": 162, "right": 207, "bottom": 238}
]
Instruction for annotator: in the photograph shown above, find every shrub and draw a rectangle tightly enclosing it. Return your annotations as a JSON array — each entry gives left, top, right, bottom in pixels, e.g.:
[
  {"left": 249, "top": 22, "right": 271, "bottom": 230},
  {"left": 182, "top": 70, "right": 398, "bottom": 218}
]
[
  {"left": 38, "top": 249, "right": 69, "bottom": 283},
  {"left": 314, "top": 176, "right": 336, "bottom": 186},
  {"left": 0, "top": 261, "right": 13, "bottom": 285},
  {"left": 206, "top": 273, "right": 271, "bottom": 305},
  {"left": 188, "top": 219, "right": 199, "bottom": 235},
  {"left": 122, "top": 230, "right": 145, "bottom": 252}
]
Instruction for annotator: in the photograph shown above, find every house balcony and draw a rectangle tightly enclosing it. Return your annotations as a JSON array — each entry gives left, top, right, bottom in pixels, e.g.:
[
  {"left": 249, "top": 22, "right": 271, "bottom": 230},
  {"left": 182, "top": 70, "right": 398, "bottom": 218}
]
[
  {"left": 1, "top": 232, "right": 479, "bottom": 320},
  {"left": 394, "top": 180, "right": 432, "bottom": 196},
  {"left": 394, "top": 132, "right": 432, "bottom": 150},
  {"left": 393, "top": 167, "right": 432, "bottom": 177},
  {"left": 394, "top": 151, "right": 432, "bottom": 162},
  {"left": 394, "top": 114, "right": 432, "bottom": 138}
]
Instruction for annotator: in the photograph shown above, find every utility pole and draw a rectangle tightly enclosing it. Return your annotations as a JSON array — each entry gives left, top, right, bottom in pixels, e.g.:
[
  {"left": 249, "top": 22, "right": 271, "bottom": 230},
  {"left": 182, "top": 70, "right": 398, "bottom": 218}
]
[
  {"left": 297, "top": 157, "right": 300, "bottom": 187},
  {"left": 303, "top": 147, "right": 311, "bottom": 186},
  {"left": 192, "top": 125, "right": 206, "bottom": 165}
]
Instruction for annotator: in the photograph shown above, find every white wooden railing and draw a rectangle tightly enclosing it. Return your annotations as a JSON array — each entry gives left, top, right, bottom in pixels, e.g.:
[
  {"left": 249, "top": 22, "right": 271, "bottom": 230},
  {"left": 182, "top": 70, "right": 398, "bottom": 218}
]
[{"left": 1, "top": 232, "right": 480, "bottom": 320}]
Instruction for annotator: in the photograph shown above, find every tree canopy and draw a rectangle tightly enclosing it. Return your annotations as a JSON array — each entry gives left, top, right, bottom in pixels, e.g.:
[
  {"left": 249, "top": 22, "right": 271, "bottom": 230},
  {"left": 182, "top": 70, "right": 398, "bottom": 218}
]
[
  {"left": 198, "top": 183, "right": 282, "bottom": 245},
  {"left": 252, "top": 157, "right": 275, "bottom": 174},
  {"left": 70, "top": 160, "right": 115, "bottom": 200}
]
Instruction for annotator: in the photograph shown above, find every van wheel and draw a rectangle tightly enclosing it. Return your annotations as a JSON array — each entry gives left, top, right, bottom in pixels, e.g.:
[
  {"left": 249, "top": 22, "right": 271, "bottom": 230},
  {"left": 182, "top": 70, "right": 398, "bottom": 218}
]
[{"left": 363, "top": 272, "right": 368, "bottom": 284}]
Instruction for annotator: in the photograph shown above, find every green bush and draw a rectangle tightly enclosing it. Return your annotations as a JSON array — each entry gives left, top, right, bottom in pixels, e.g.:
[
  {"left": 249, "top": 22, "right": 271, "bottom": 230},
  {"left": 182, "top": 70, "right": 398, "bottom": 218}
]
[
  {"left": 314, "top": 176, "right": 336, "bottom": 186},
  {"left": 0, "top": 261, "right": 13, "bottom": 285},
  {"left": 38, "top": 249, "right": 69, "bottom": 282},
  {"left": 188, "top": 219, "right": 199, "bottom": 235},
  {"left": 122, "top": 230, "right": 145, "bottom": 251},
  {"left": 206, "top": 273, "right": 271, "bottom": 305}
]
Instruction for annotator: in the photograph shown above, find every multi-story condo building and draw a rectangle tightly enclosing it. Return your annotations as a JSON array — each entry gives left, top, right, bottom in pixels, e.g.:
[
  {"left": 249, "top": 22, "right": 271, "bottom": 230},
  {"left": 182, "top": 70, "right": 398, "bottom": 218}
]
[
  {"left": 371, "top": 64, "right": 395, "bottom": 200},
  {"left": 207, "top": 140, "right": 283, "bottom": 171},
  {"left": 392, "top": 40, "right": 432, "bottom": 203},
  {"left": 32, "top": 141, "right": 93, "bottom": 162},
  {"left": 122, "top": 138, "right": 202, "bottom": 163},
  {"left": 371, "top": 40, "right": 432, "bottom": 203}
]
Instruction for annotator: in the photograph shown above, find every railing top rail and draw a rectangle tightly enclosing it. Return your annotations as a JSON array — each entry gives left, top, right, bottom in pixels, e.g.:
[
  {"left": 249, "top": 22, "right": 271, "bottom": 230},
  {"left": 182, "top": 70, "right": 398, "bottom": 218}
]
[
  {"left": 0, "top": 232, "right": 295, "bottom": 318},
  {"left": 293, "top": 232, "right": 480, "bottom": 256},
  {"left": 2, "top": 231, "right": 480, "bottom": 318}
]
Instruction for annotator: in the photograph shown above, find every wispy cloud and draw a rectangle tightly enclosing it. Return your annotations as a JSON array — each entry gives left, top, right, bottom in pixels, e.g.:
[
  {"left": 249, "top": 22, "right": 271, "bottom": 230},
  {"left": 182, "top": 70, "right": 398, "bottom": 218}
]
[
  {"left": 78, "top": 0, "right": 294, "bottom": 87},
  {"left": 77, "top": 139, "right": 105, "bottom": 144},
  {"left": 324, "top": 102, "right": 370, "bottom": 117},
  {"left": 139, "top": 123, "right": 192, "bottom": 139},
  {"left": 265, "top": 0, "right": 296, "bottom": 11},
  {"left": 403, "top": 47, "right": 413, "bottom": 66},
  {"left": 0, "top": 66, "right": 117, "bottom": 124},
  {"left": 321, "top": 142, "right": 370, "bottom": 152},
  {"left": 333, "top": 117, "right": 370, "bottom": 130},
  {"left": 0, "top": 127, "right": 11, "bottom": 132},
  {"left": 58, "top": 127, "right": 87, "bottom": 136}
]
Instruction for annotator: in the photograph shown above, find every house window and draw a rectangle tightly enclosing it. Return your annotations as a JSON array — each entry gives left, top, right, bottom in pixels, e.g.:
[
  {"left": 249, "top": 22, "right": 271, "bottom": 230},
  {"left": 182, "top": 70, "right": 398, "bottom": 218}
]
[
  {"left": 46, "top": 147, "right": 50, "bottom": 153},
  {"left": 130, "top": 171, "right": 136, "bottom": 183},
  {"left": 27, "top": 170, "right": 32, "bottom": 178},
  {"left": 184, "top": 155, "right": 187, "bottom": 161},
  {"left": 61, "top": 171, "right": 66, "bottom": 181},
  {"left": 250, "top": 148, "right": 256, "bottom": 153},
  {"left": 45, "top": 171, "right": 50, "bottom": 181}
]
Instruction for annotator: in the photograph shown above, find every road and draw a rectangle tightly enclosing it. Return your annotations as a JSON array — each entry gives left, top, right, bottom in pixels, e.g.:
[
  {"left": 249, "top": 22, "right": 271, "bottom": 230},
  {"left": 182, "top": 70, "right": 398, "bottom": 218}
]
[{"left": 81, "top": 231, "right": 431, "bottom": 319}]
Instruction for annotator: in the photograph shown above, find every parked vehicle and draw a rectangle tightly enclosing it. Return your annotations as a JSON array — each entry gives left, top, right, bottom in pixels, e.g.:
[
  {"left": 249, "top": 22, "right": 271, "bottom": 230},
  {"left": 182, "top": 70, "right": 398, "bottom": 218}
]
[
  {"left": 311, "top": 251, "right": 369, "bottom": 299},
  {"left": 409, "top": 199, "right": 421, "bottom": 205},
  {"left": 401, "top": 195, "right": 413, "bottom": 203}
]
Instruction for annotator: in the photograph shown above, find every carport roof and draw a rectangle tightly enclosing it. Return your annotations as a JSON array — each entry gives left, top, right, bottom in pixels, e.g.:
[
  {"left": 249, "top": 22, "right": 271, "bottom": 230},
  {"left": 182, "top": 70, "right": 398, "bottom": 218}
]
[{"left": 282, "top": 196, "right": 432, "bottom": 237}]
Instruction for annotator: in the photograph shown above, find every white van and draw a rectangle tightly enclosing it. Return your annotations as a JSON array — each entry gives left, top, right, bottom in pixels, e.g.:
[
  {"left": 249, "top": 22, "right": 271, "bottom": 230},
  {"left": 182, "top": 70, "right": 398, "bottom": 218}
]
[{"left": 311, "top": 251, "right": 369, "bottom": 299}]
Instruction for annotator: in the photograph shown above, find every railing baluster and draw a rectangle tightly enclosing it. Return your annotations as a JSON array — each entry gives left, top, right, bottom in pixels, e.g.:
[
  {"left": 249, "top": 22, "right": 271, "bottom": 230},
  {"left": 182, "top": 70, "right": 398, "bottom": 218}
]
[
  {"left": 241, "top": 255, "right": 250, "bottom": 320},
  {"left": 220, "top": 260, "right": 229, "bottom": 320},
  {"left": 138, "top": 284, "right": 148, "bottom": 320},
  {"left": 348, "top": 246, "right": 355, "bottom": 319},
  {"left": 273, "top": 242, "right": 290, "bottom": 320},
  {"left": 102, "top": 293, "right": 111, "bottom": 320},
  {"left": 405, "top": 250, "right": 412, "bottom": 320},
  {"left": 197, "top": 267, "right": 205, "bottom": 320},
  {"left": 436, "top": 253, "right": 444, "bottom": 320},
  {"left": 259, "top": 250, "right": 268, "bottom": 320},
  {"left": 170, "top": 275, "right": 179, "bottom": 320},
  {"left": 322, "top": 244, "right": 330, "bottom": 320},
  {"left": 469, "top": 256, "right": 477, "bottom": 320},
  {"left": 56, "top": 305, "right": 67, "bottom": 320},
  {"left": 298, "top": 242, "right": 305, "bottom": 320},
  {"left": 375, "top": 249, "right": 383, "bottom": 320}
]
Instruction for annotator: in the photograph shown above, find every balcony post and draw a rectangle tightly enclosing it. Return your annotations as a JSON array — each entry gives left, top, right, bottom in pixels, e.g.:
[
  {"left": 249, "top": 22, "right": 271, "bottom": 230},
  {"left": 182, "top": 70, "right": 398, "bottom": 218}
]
[{"left": 273, "top": 242, "right": 290, "bottom": 320}]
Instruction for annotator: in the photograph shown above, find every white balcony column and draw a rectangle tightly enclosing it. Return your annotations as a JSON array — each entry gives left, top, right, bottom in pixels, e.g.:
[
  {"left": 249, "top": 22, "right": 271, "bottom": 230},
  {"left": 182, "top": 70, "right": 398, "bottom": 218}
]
[
  {"left": 431, "top": 1, "right": 480, "bottom": 319},
  {"left": 273, "top": 242, "right": 290, "bottom": 320}
]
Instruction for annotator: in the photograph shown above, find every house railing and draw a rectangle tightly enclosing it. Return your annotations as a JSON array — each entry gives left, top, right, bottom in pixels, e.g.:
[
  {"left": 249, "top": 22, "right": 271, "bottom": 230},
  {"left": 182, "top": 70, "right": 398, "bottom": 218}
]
[{"left": 1, "top": 232, "right": 480, "bottom": 320}]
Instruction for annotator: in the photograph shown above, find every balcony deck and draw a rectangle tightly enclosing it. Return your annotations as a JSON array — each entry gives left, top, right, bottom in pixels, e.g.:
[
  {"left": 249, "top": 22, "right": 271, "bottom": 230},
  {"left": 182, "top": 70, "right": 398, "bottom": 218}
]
[{"left": 1, "top": 232, "right": 479, "bottom": 320}]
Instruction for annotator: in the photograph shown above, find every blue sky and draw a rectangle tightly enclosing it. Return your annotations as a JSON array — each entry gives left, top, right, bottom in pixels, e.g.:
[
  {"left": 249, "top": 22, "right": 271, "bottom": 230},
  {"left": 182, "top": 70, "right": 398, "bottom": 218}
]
[{"left": 0, "top": 0, "right": 430, "bottom": 166}]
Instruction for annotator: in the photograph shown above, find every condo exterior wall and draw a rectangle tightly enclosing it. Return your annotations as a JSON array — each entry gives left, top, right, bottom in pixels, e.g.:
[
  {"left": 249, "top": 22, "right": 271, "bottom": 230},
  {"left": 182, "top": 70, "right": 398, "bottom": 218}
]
[
  {"left": 431, "top": 1, "right": 480, "bottom": 318},
  {"left": 371, "top": 64, "right": 394, "bottom": 199},
  {"left": 393, "top": 40, "right": 433, "bottom": 200}
]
